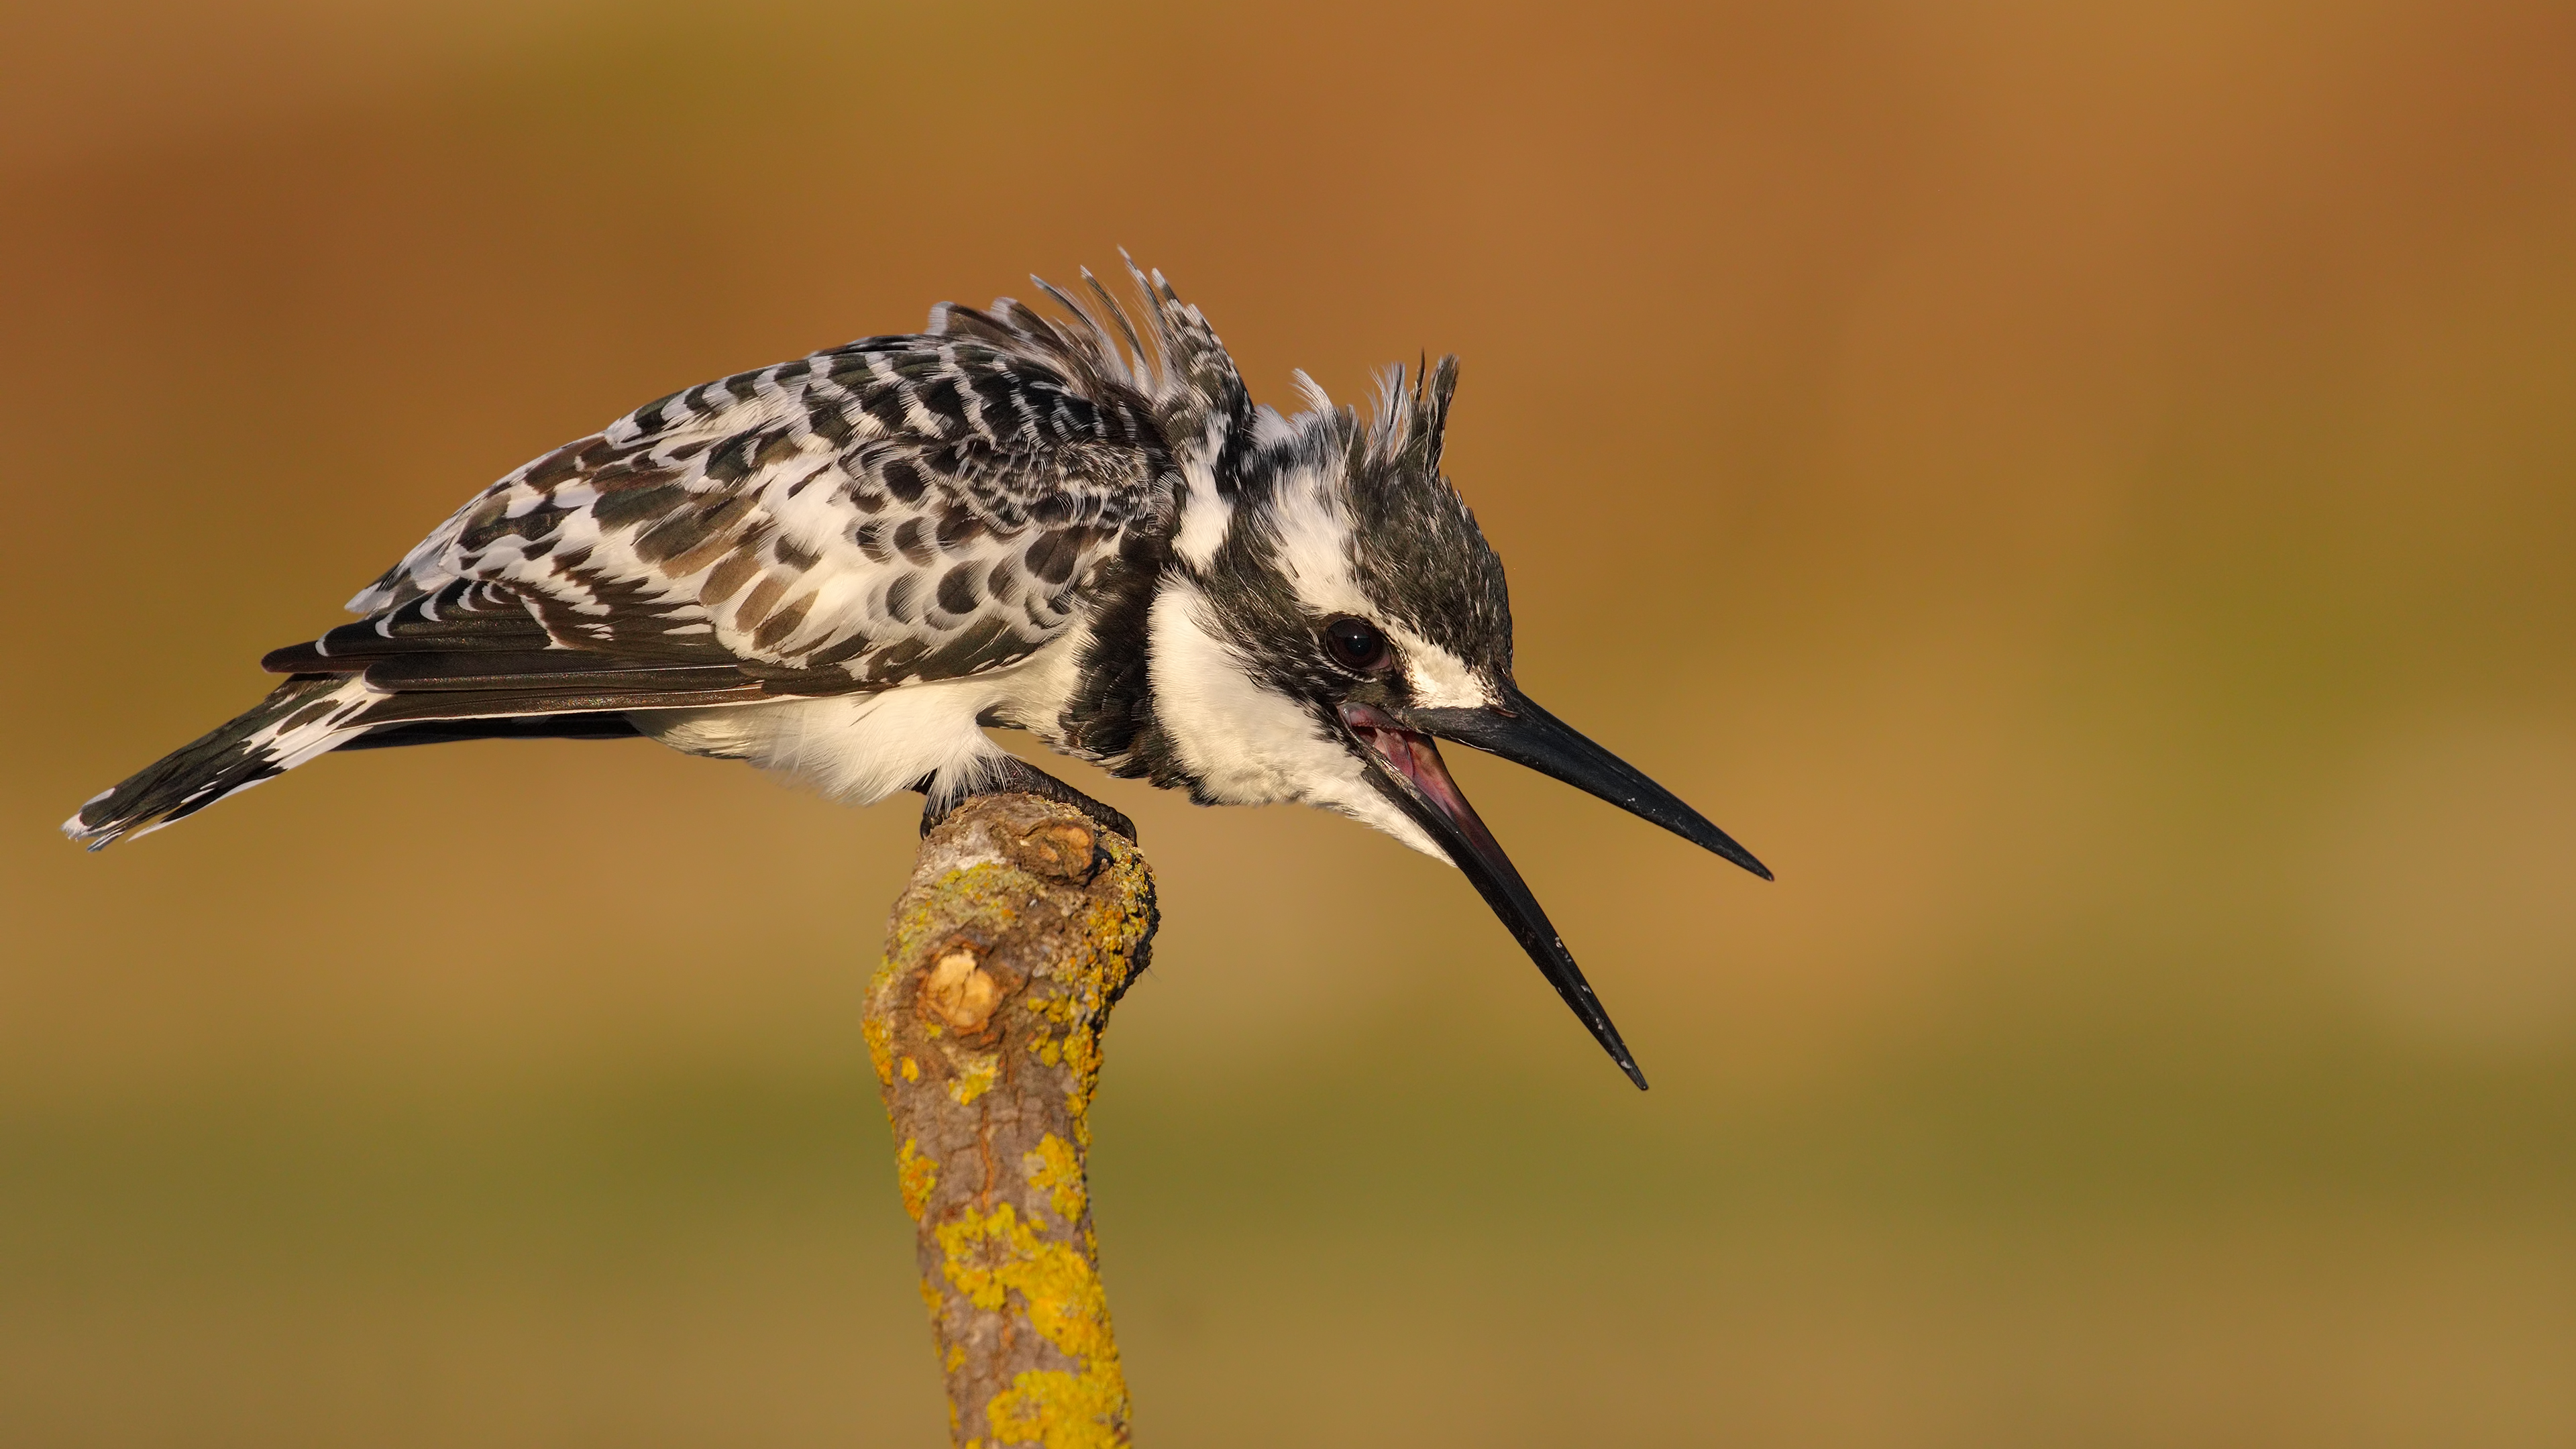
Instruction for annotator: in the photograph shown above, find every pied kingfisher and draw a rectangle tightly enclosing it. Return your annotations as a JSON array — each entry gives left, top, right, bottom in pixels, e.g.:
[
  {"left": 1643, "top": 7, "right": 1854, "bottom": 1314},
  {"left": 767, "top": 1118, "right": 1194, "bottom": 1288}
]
[{"left": 64, "top": 262, "right": 1769, "bottom": 1087}]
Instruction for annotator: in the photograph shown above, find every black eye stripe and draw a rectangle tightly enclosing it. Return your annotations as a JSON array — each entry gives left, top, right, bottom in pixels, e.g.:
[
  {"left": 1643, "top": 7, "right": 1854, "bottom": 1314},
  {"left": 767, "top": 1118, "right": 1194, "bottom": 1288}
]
[{"left": 1323, "top": 616, "right": 1393, "bottom": 673}]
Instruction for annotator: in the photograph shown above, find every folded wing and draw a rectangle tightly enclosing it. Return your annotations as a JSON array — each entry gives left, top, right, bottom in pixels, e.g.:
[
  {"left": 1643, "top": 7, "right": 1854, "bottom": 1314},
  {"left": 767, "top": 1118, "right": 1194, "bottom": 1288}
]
[{"left": 67, "top": 289, "right": 1189, "bottom": 847}]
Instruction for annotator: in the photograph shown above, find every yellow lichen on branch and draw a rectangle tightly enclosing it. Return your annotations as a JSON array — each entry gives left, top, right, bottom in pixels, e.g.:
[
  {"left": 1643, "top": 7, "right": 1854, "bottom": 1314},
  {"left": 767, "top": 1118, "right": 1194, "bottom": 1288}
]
[
  {"left": 864, "top": 795, "right": 1157, "bottom": 1449},
  {"left": 896, "top": 1139, "right": 939, "bottom": 1222}
]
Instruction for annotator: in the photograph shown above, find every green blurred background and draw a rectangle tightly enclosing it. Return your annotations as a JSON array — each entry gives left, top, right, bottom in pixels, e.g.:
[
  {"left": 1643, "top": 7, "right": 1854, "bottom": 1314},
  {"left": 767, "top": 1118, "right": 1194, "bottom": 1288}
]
[{"left": 6, "top": 2, "right": 2575, "bottom": 1444}]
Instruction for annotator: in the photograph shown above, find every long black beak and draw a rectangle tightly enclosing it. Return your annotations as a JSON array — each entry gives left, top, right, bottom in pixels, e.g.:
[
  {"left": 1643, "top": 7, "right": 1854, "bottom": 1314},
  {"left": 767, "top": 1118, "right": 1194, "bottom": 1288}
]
[
  {"left": 1397, "top": 692, "right": 1772, "bottom": 881},
  {"left": 1340, "top": 692, "right": 1769, "bottom": 1091},
  {"left": 1342, "top": 701, "right": 1652, "bottom": 1087}
]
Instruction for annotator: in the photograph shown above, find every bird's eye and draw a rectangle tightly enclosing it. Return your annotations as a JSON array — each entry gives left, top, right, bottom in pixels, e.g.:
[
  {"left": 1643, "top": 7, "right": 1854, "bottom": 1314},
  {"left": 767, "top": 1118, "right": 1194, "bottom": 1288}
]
[{"left": 1322, "top": 617, "right": 1392, "bottom": 673}]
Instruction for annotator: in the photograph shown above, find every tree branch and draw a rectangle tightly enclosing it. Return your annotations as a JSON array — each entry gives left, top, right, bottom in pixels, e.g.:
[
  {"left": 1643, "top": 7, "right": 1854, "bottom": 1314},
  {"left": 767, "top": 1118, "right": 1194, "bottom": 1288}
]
[{"left": 866, "top": 794, "right": 1157, "bottom": 1448}]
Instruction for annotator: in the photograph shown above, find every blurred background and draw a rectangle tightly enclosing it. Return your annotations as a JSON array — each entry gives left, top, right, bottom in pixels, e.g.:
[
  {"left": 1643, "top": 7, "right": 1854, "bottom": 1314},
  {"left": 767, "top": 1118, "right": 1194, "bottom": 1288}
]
[{"left": 5, "top": 2, "right": 2575, "bottom": 1444}]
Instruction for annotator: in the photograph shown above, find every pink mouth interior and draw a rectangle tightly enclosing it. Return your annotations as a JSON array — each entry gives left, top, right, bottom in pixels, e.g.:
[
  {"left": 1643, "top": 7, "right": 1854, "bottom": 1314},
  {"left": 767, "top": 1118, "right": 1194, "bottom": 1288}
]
[{"left": 1340, "top": 703, "right": 1503, "bottom": 853}]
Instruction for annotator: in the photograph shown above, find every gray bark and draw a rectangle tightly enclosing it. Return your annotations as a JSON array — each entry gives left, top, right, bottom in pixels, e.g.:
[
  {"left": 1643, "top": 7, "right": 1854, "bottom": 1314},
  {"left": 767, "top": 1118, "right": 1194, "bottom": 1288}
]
[{"left": 865, "top": 794, "right": 1157, "bottom": 1448}]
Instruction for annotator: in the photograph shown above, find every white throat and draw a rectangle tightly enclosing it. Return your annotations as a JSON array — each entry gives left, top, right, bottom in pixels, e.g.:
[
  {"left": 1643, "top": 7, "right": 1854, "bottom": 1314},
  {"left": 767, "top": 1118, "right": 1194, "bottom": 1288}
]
[{"left": 1144, "top": 576, "right": 1442, "bottom": 857}]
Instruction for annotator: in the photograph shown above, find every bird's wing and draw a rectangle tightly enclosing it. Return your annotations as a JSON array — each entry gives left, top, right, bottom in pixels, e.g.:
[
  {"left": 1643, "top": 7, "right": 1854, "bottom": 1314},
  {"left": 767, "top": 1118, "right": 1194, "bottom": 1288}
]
[{"left": 270, "top": 307, "right": 1178, "bottom": 718}]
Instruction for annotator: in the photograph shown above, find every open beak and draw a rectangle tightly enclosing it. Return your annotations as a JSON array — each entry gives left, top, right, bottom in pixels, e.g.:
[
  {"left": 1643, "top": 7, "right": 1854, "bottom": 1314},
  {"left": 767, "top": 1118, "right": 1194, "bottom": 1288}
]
[
  {"left": 1397, "top": 691, "right": 1772, "bottom": 882},
  {"left": 1341, "top": 692, "right": 1769, "bottom": 1091}
]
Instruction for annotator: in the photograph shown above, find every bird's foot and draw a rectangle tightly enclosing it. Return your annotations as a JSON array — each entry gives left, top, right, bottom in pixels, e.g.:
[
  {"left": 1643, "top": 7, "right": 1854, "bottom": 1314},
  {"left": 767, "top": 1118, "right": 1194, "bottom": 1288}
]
[{"left": 914, "top": 757, "right": 1138, "bottom": 843}]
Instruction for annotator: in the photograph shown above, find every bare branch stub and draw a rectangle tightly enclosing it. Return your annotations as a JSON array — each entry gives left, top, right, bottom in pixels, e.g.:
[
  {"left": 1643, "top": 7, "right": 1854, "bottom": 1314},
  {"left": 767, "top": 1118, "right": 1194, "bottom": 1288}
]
[{"left": 865, "top": 794, "right": 1157, "bottom": 1448}]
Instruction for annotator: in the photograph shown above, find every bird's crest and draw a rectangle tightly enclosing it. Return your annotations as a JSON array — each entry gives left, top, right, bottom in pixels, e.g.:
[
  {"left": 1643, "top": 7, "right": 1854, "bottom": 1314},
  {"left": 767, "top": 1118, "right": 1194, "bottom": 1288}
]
[{"left": 1361, "top": 354, "right": 1460, "bottom": 482}]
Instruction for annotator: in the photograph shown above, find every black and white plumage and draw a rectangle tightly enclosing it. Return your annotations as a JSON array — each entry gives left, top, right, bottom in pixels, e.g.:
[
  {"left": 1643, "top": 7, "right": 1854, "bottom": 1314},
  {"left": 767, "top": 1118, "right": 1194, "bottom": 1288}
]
[{"left": 65, "top": 262, "right": 1768, "bottom": 1086}]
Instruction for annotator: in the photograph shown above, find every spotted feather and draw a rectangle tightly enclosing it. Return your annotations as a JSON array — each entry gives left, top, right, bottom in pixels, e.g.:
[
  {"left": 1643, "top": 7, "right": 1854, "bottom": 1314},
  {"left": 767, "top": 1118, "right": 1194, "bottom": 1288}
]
[
  {"left": 65, "top": 262, "right": 1226, "bottom": 847},
  {"left": 351, "top": 310, "right": 1177, "bottom": 689}
]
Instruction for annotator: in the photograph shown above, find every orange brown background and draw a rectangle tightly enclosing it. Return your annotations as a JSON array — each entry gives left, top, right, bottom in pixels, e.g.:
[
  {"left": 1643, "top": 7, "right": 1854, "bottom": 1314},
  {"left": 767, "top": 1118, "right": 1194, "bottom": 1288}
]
[{"left": 5, "top": 3, "right": 2574, "bottom": 1444}]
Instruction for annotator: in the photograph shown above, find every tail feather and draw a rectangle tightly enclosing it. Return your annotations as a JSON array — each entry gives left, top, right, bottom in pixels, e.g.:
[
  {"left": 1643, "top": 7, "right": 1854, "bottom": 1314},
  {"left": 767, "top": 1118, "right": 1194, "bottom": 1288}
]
[{"left": 63, "top": 676, "right": 385, "bottom": 850}]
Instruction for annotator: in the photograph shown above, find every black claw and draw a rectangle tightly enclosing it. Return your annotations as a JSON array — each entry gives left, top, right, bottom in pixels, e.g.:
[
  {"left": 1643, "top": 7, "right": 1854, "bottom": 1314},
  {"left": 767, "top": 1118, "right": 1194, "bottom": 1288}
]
[{"left": 913, "top": 759, "right": 1138, "bottom": 843}]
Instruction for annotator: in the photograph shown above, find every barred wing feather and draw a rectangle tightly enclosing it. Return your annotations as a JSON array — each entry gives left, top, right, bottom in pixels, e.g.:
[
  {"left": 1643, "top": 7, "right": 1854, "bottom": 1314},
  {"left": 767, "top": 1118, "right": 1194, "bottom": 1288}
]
[
  {"left": 65, "top": 294, "right": 1183, "bottom": 847},
  {"left": 352, "top": 319, "right": 1175, "bottom": 690}
]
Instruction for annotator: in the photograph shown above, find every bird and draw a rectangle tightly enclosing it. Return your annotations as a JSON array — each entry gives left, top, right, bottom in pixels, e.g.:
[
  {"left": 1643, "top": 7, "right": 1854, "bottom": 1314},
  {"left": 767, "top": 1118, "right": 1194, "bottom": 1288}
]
[{"left": 62, "top": 260, "right": 1770, "bottom": 1087}]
